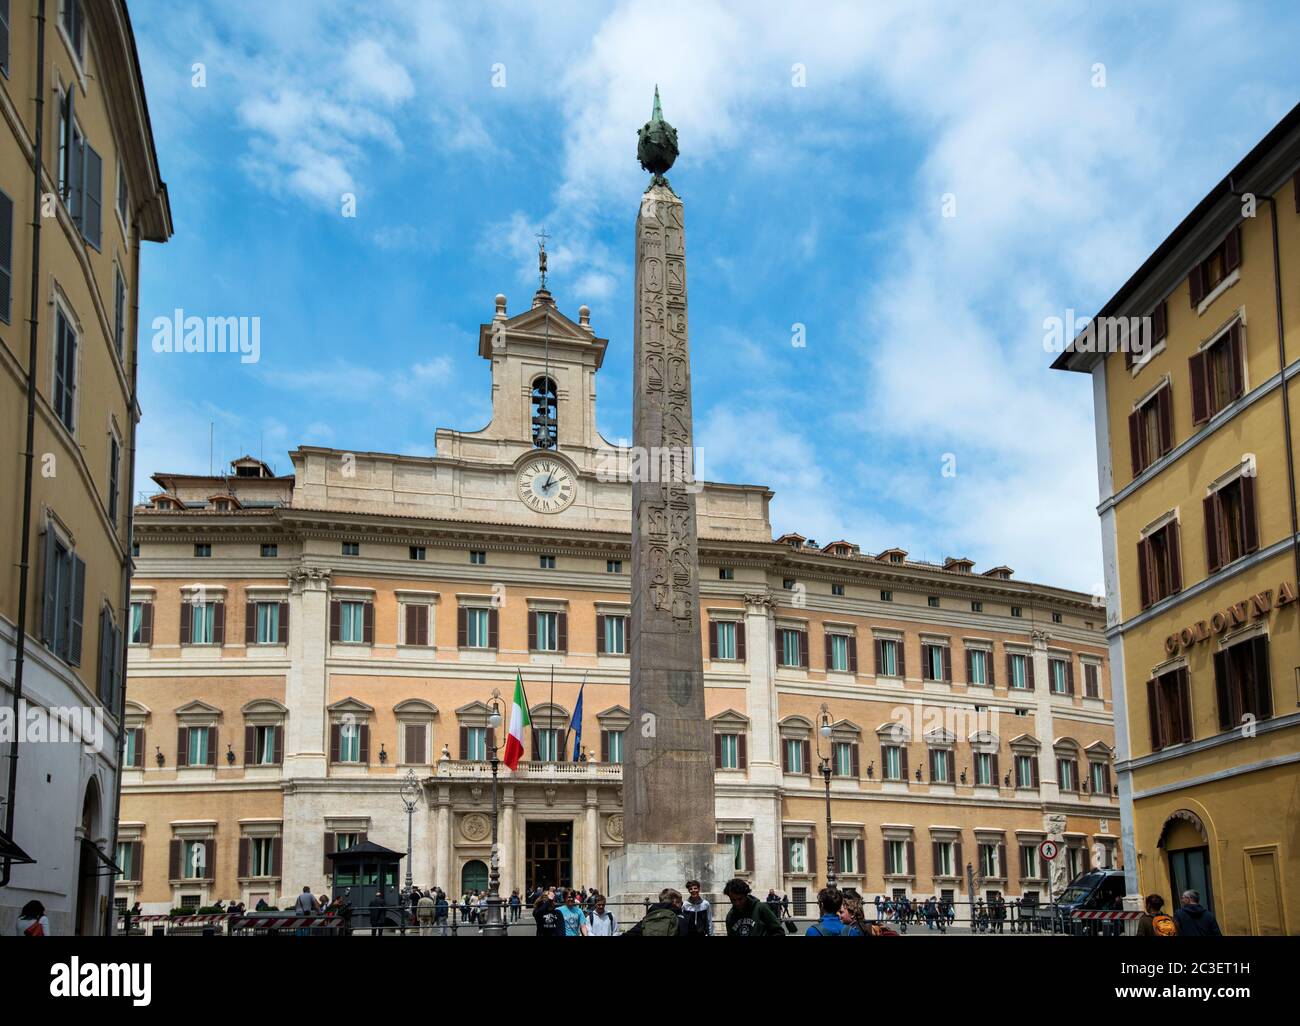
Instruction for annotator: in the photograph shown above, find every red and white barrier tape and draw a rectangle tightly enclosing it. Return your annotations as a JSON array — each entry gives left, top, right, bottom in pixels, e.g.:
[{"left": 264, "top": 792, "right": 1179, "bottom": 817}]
[
  {"left": 1070, "top": 910, "right": 1143, "bottom": 920},
  {"left": 232, "top": 915, "right": 344, "bottom": 928}
]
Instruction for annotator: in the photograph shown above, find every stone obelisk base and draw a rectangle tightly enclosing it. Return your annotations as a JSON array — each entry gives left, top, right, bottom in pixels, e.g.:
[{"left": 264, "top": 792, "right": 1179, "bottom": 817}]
[{"left": 607, "top": 842, "right": 735, "bottom": 925}]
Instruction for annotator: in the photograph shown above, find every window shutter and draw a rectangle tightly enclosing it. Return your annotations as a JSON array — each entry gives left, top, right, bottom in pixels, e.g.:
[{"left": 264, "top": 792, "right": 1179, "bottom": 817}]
[
  {"left": 460, "top": 725, "right": 469, "bottom": 760},
  {"left": 600, "top": 730, "right": 609, "bottom": 762},
  {"left": 596, "top": 615, "right": 606, "bottom": 655},
  {"left": 488, "top": 608, "right": 499, "bottom": 648},
  {"left": 1146, "top": 679, "right": 1163, "bottom": 750},
  {"left": 329, "top": 723, "right": 340, "bottom": 763},
  {"left": 278, "top": 601, "right": 289, "bottom": 644},
  {"left": 0, "top": 190, "right": 11, "bottom": 319},
  {"left": 1157, "top": 386, "right": 1173, "bottom": 456},
  {"left": 856, "top": 839, "right": 865, "bottom": 875},
  {"left": 141, "top": 602, "right": 153, "bottom": 645},
  {"left": 847, "top": 635, "right": 857, "bottom": 672},
  {"left": 404, "top": 604, "right": 416, "bottom": 646},
  {"left": 40, "top": 530, "right": 57, "bottom": 646},
  {"left": 932, "top": 841, "right": 941, "bottom": 875},
  {"left": 557, "top": 612, "right": 568, "bottom": 652},
  {"left": 1025, "top": 657, "right": 1035, "bottom": 690},
  {"left": 133, "top": 728, "right": 145, "bottom": 767},
  {"left": 708, "top": 621, "right": 718, "bottom": 659},
  {"left": 531, "top": 728, "right": 540, "bottom": 760},
  {"left": 1168, "top": 523, "right": 1183, "bottom": 593},
  {"left": 203, "top": 839, "right": 215, "bottom": 880},
  {"left": 1224, "top": 224, "right": 1241, "bottom": 273},
  {"left": 1204, "top": 494, "right": 1222, "bottom": 572},
  {"left": 456, "top": 607, "right": 467, "bottom": 647},
  {"left": 1252, "top": 637, "right": 1272, "bottom": 719},
  {"left": 1152, "top": 299, "right": 1167, "bottom": 342},
  {"left": 1031, "top": 759, "right": 1040, "bottom": 787},
  {"left": 1128, "top": 410, "right": 1144, "bottom": 476},
  {"left": 527, "top": 611, "right": 538, "bottom": 650},
  {"left": 900, "top": 745, "right": 909, "bottom": 779},
  {"left": 1018, "top": 844, "right": 1027, "bottom": 879},
  {"left": 801, "top": 739, "right": 811, "bottom": 774},
  {"left": 1137, "top": 538, "right": 1151, "bottom": 610},
  {"left": 131, "top": 840, "right": 143, "bottom": 882},
  {"left": 781, "top": 739, "right": 789, "bottom": 772},
  {"left": 1188, "top": 262, "right": 1206, "bottom": 307},
  {"left": 239, "top": 837, "right": 250, "bottom": 877},
  {"left": 1227, "top": 322, "right": 1244, "bottom": 401},
  {"left": 176, "top": 727, "right": 189, "bottom": 768},
  {"left": 362, "top": 602, "right": 374, "bottom": 644},
  {"left": 245, "top": 602, "right": 256, "bottom": 645},
  {"left": 905, "top": 840, "right": 914, "bottom": 876},
  {"left": 273, "top": 725, "right": 283, "bottom": 765},
  {"left": 824, "top": 631, "right": 833, "bottom": 669},
  {"left": 898, "top": 640, "right": 906, "bottom": 678},
  {"left": 850, "top": 742, "right": 859, "bottom": 778},
  {"left": 83, "top": 143, "right": 102, "bottom": 248},
  {"left": 557, "top": 731, "right": 567, "bottom": 762},
  {"left": 406, "top": 724, "right": 425, "bottom": 764},
  {"left": 272, "top": 837, "right": 282, "bottom": 878},
  {"left": 1189, "top": 351, "right": 1209, "bottom": 424},
  {"left": 329, "top": 600, "right": 341, "bottom": 642},
  {"left": 955, "top": 840, "right": 963, "bottom": 874},
  {"left": 1175, "top": 669, "right": 1192, "bottom": 743},
  {"left": 745, "top": 834, "right": 755, "bottom": 873},
  {"left": 69, "top": 555, "right": 85, "bottom": 665},
  {"left": 176, "top": 598, "right": 191, "bottom": 646},
  {"left": 244, "top": 725, "right": 255, "bottom": 765},
  {"left": 808, "top": 835, "right": 817, "bottom": 875},
  {"left": 966, "top": 648, "right": 973, "bottom": 683},
  {"left": 882, "top": 838, "right": 889, "bottom": 875},
  {"left": 798, "top": 630, "right": 809, "bottom": 668},
  {"left": 783, "top": 839, "right": 791, "bottom": 873},
  {"left": 714, "top": 732, "right": 722, "bottom": 769},
  {"left": 1066, "top": 660, "right": 1075, "bottom": 695},
  {"left": 738, "top": 733, "right": 747, "bottom": 769},
  {"left": 1241, "top": 475, "right": 1259, "bottom": 553},
  {"left": 212, "top": 601, "right": 224, "bottom": 645},
  {"left": 324, "top": 833, "right": 334, "bottom": 876},
  {"left": 736, "top": 621, "right": 746, "bottom": 660},
  {"left": 96, "top": 607, "right": 110, "bottom": 700},
  {"left": 1005, "top": 653, "right": 1014, "bottom": 690},
  {"left": 942, "top": 646, "right": 952, "bottom": 682},
  {"left": 358, "top": 724, "right": 370, "bottom": 763},
  {"left": 169, "top": 839, "right": 181, "bottom": 880}
]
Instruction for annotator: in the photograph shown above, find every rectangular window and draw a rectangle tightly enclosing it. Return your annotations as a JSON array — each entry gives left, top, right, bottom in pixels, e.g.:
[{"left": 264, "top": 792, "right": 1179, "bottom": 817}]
[
  {"left": 828, "top": 634, "right": 849, "bottom": 672},
  {"left": 1213, "top": 636, "right": 1272, "bottom": 731},
  {"left": 123, "top": 728, "right": 139, "bottom": 768},
  {"left": 533, "top": 611, "right": 559, "bottom": 651},
  {"left": 837, "top": 838, "right": 858, "bottom": 875},
  {"left": 402, "top": 603, "right": 430, "bottom": 647},
  {"left": 1051, "top": 611, "right": 1063, "bottom": 624},
  {"left": 833, "top": 741, "right": 854, "bottom": 777},
  {"left": 886, "top": 840, "right": 906, "bottom": 876},
  {"left": 1090, "top": 761, "right": 1110, "bottom": 794},
  {"left": 783, "top": 738, "right": 805, "bottom": 774},
  {"left": 1191, "top": 324, "right": 1245, "bottom": 424},
  {"left": 194, "top": 543, "right": 211, "bottom": 558},
  {"left": 876, "top": 638, "right": 900, "bottom": 677},
  {"left": 106, "top": 433, "right": 121, "bottom": 525},
  {"left": 971, "top": 601, "right": 983, "bottom": 612},
  {"left": 602, "top": 614, "right": 626, "bottom": 655},
  {"left": 724, "top": 834, "right": 746, "bottom": 871},
  {"left": 539, "top": 555, "right": 556, "bottom": 570},
  {"left": 535, "top": 728, "right": 561, "bottom": 762},
  {"left": 409, "top": 546, "right": 426, "bottom": 561},
  {"left": 719, "top": 567, "right": 734, "bottom": 580},
  {"left": 778, "top": 628, "right": 806, "bottom": 668},
  {"left": 53, "top": 308, "right": 78, "bottom": 431},
  {"left": 1128, "top": 384, "right": 1174, "bottom": 476},
  {"left": 880, "top": 590, "right": 893, "bottom": 602},
  {"left": 606, "top": 560, "right": 622, "bottom": 574},
  {"left": 974, "top": 751, "right": 994, "bottom": 786},
  {"left": 128, "top": 601, "right": 150, "bottom": 645},
  {"left": 1050, "top": 658, "right": 1069, "bottom": 694},
  {"left": 116, "top": 156, "right": 128, "bottom": 225},
  {"left": 1009, "top": 653, "right": 1029, "bottom": 689},
  {"left": 1010, "top": 606, "right": 1022, "bottom": 618},
  {"left": 181, "top": 840, "right": 207, "bottom": 880},
  {"left": 469, "top": 550, "right": 486, "bottom": 564},
  {"left": 979, "top": 843, "right": 1000, "bottom": 878},
  {"left": 831, "top": 583, "right": 844, "bottom": 596},
  {"left": 1147, "top": 665, "right": 1193, "bottom": 750},
  {"left": 720, "top": 733, "right": 740, "bottom": 770},
  {"left": 882, "top": 745, "right": 903, "bottom": 781},
  {"left": 465, "top": 608, "right": 491, "bottom": 648},
  {"left": 1084, "top": 663, "right": 1100, "bottom": 699},
  {"left": 260, "top": 544, "right": 278, "bottom": 558},
  {"left": 62, "top": 0, "right": 85, "bottom": 60},
  {"left": 251, "top": 837, "right": 275, "bottom": 877},
  {"left": 113, "top": 266, "right": 126, "bottom": 358},
  {"left": 0, "top": 189, "right": 13, "bottom": 323},
  {"left": 922, "top": 643, "right": 948, "bottom": 682},
  {"left": 1014, "top": 754, "right": 1037, "bottom": 789},
  {"left": 605, "top": 729, "right": 624, "bottom": 764},
  {"left": 714, "top": 621, "right": 737, "bottom": 660},
  {"left": 1205, "top": 474, "right": 1258, "bottom": 573},
  {"left": 339, "top": 601, "right": 367, "bottom": 643},
  {"left": 1138, "top": 518, "right": 1183, "bottom": 608},
  {"left": 968, "top": 649, "right": 988, "bottom": 685},
  {"left": 782, "top": 578, "right": 795, "bottom": 591},
  {"left": 929, "top": 749, "right": 951, "bottom": 783},
  {"left": 786, "top": 838, "right": 809, "bottom": 875},
  {"left": 188, "top": 602, "right": 217, "bottom": 645},
  {"left": 342, "top": 542, "right": 359, "bottom": 556},
  {"left": 42, "top": 534, "right": 84, "bottom": 665},
  {"left": 1187, "top": 226, "right": 1241, "bottom": 306},
  {"left": 116, "top": 841, "right": 133, "bottom": 880},
  {"left": 934, "top": 841, "right": 954, "bottom": 876},
  {"left": 1057, "top": 758, "right": 1077, "bottom": 790},
  {"left": 927, "top": 596, "right": 940, "bottom": 608},
  {"left": 187, "top": 727, "right": 210, "bottom": 766},
  {"left": 466, "top": 726, "right": 487, "bottom": 761},
  {"left": 254, "top": 602, "right": 281, "bottom": 645},
  {"left": 1020, "top": 844, "right": 1041, "bottom": 879},
  {"left": 254, "top": 725, "right": 277, "bottom": 766}
]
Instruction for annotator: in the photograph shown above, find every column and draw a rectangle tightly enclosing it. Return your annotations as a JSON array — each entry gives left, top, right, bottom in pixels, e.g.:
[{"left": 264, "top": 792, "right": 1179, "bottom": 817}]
[
  {"left": 1031, "top": 629, "right": 1061, "bottom": 806},
  {"left": 742, "top": 592, "right": 779, "bottom": 785},
  {"left": 500, "top": 785, "right": 516, "bottom": 897},
  {"left": 434, "top": 784, "right": 451, "bottom": 892},
  {"left": 584, "top": 787, "right": 600, "bottom": 889},
  {"left": 285, "top": 566, "right": 330, "bottom": 777}
]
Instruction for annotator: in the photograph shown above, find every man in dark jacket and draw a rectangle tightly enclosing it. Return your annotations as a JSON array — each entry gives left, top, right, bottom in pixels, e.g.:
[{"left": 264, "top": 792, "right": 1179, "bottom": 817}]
[
  {"left": 1174, "top": 890, "right": 1222, "bottom": 936},
  {"left": 723, "top": 879, "right": 785, "bottom": 936},
  {"left": 625, "top": 888, "right": 687, "bottom": 936}
]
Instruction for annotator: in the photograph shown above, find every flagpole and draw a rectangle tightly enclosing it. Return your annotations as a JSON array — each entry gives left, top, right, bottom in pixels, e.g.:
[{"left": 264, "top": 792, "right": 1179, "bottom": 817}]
[{"left": 564, "top": 671, "right": 587, "bottom": 762}]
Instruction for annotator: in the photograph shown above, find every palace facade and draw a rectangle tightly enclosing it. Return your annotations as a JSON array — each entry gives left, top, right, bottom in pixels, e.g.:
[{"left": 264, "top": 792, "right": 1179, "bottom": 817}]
[{"left": 119, "top": 288, "right": 1118, "bottom": 915}]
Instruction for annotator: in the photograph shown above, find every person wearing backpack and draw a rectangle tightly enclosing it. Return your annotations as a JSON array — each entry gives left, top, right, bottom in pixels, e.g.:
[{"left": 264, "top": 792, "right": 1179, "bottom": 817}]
[
  {"left": 723, "top": 878, "right": 785, "bottom": 936},
  {"left": 586, "top": 894, "right": 619, "bottom": 936},
  {"left": 1173, "top": 890, "right": 1222, "bottom": 937},
  {"left": 625, "top": 887, "right": 687, "bottom": 936},
  {"left": 806, "top": 887, "right": 862, "bottom": 936},
  {"left": 1136, "top": 893, "right": 1178, "bottom": 936}
]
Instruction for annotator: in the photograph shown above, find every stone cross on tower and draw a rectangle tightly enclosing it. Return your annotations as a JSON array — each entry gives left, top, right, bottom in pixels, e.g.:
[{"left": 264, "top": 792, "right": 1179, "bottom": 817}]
[{"left": 609, "top": 90, "right": 732, "bottom": 906}]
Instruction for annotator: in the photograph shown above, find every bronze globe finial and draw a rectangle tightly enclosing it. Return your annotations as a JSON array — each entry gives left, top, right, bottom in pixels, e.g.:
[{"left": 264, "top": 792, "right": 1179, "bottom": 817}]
[{"left": 636, "top": 84, "right": 678, "bottom": 190}]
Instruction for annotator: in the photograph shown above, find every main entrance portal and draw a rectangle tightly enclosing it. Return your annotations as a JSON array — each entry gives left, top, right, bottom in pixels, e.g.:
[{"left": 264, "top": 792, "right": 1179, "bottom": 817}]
[{"left": 526, "top": 821, "right": 572, "bottom": 892}]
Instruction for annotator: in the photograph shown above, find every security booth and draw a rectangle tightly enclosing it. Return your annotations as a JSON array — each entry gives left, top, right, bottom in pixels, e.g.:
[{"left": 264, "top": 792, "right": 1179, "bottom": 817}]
[{"left": 326, "top": 840, "right": 406, "bottom": 933}]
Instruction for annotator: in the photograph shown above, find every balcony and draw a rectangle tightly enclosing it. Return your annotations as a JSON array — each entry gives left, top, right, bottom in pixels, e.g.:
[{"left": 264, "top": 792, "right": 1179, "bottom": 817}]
[{"left": 433, "top": 759, "right": 623, "bottom": 781}]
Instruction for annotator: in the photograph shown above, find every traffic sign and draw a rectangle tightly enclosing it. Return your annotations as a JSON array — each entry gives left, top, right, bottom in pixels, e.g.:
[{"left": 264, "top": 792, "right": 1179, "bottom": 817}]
[{"left": 1039, "top": 839, "right": 1059, "bottom": 861}]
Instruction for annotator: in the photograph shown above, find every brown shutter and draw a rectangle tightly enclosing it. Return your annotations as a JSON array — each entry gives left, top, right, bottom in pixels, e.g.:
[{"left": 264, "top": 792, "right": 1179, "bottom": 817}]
[
  {"left": 708, "top": 621, "right": 717, "bottom": 659},
  {"left": 714, "top": 732, "right": 723, "bottom": 769},
  {"left": 1214, "top": 651, "right": 1232, "bottom": 730},
  {"left": 1188, "top": 262, "right": 1205, "bottom": 307},
  {"left": 457, "top": 607, "right": 467, "bottom": 647},
  {"left": 1031, "top": 759, "right": 1040, "bottom": 787},
  {"left": 527, "top": 611, "right": 537, "bottom": 650},
  {"left": 324, "top": 833, "right": 334, "bottom": 876},
  {"left": 881, "top": 838, "right": 889, "bottom": 874},
  {"left": 745, "top": 834, "right": 755, "bottom": 873},
  {"left": 738, "top": 733, "right": 747, "bottom": 770},
  {"left": 239, "top": 837, "right": 251, "bottom": 877},
  {"left": 329, "top": 723, "right": 341, "bottom": 763},
  {"left": 847, "top": 635, "right": 857, "bottom": 672},
  {"left": 736, "top": 621, "right": 746, "bottom": 660},
  {"left": 203, "top": 839, "right": 215, "bottom": 879},
  {"left": 850, "top": 742, "right": 859, "bottom": 778},
  {"left": 1241, "top": 475, "right": 1259, "bottom": 553},
  {"left": 179, "top": 600, "right": 191, "bottom": 644},
  {"left": 271, "top": 837, "right": 282, "bottom": 878},
  {"left": 330, "top": 600, "right": 341, "bottom": 642},
  {"left": 557, "top": 612, "right": 568, "bottom": 652},
  {"left": 1252, "top": 637, "right": 1272, "bottom": 719},
  {"left": 358, "top": 724, "right": 370, "bottom": 763},
  {"left": 1018, "top": 843, "right": 1027, "bottom": 878},
  {"left": 898, "top": 640, "right": 906, "bottom": 678},
  {"left": 169, "top": 839, "right": 181, "bottom": 880},
  {"left": 781, "top": 738, "right": 789, "bottom": 772},
  {"left": 1066, "top": 660, "right": 1075, "bottom": 695},
  {"left": 1006, "top": 653, "right": 1014, "bottom": 689},
  {"left": 176, "top": 726, "right": 189, "bottom": 768},
  {"left": 133, "top": 728, "right": 145, "bottom": 767},
  {"left": 824, "top": 631, "right": 833, "bottom": 669},
  {"left": 273, "top": 726, "right": 283, "bottom": 765},
  {"left": 798, "top": 630, "right": 809, "bottom": 668},
  {"left": 1128, "top": 409, "right": 1144, "bottom": 476},
  {"left": 459, "top": 725, "right": 469, "bottom": 760},
  {"left": 905, "top": 840, "right": 914, "bottom": 876},
  {"left": 1224, "top": 224, "right": 1241, "bottom": 273},
  {"left": 802, "top": 739, "right": 811, "bottom": 774},
  {"left": 933, "top": 841, "right": 941, "bottom": 875},
  {"left": 596, "top": 615, "right": 606, "bottom": 655},
  {"left": 600, "top": 730, "right": 609, "bottom": 762},
  {"left": 141, "top": 603, "right": 153, "bottom": 644},
  {"left": 132, "top": 841, "right": 143, "bottom": 882},
  {"left": 1176, "top": 669, "right": 1193, "bottom": 743},
  {"left": 244, "top": 725, "right": 255, "bottom": 765},
  {"left": 988, "top": 651, "right": 996, "bottom": 687},
  {"left": 488, "top": 608, "right": 499, "bottom": 648},
  {"left": 1152, "top": 299, "right": 1167, "bottom": 342},
  {"left": 404, "top": 604, "right": 416, "bottom": 645},
  {"left": 1157, "top": 386, "right": 1173, "bottom": 457},
  {"left": 531, "top": 728, "right": 540, "bottom": 760},
  {"left": 942, "top": 646, "right": 952, "bottom": 682},
  {"left": 1168, "top": 522, "right": 1183, "bottom": 593},
  {"left": 362, "top": 602, "right": 374, "bottom": 644},
  {"left": 1025, "top": 657, "right": 1035, "bottom": 690},
  {"left": 808, "top": 835, "right": 817, "bottom": 875},
  {"left": 855, "top": 839, "right": 865, "bottom": 876},
  {"left": 783, "top": 838, "right": 791, "bottom": 873},
  {"left": 1204, "top": 494, "right": 1222, "bottom": 572},
  {"left": 966, "top": 648, "right": 974, "bottom": 683},
  {"left": 278, "top": 601, "right": 289, "bottom": 644},
  {"left": 997, "top": 843, "right": 1007, "bottom": 877},
  {"left": 1227, "top": 322, "right": 1244, "bottom": 401},
  {"left": 955, "top": 841, "right": 963, "bottom": 874},
  {"left": 1190, "top": 351, "right": 1209, "bottom": 424},
  {"left": 900, "top": 746, "right": 909, "bottom": 780},
  {"left": 245, "top": 602, "right": 256, "bottom": 645},
  {"left": 212, "top": 602, "right": 224, "bottom": 644},
  {"left": 1137, "top": 538, "right": 1152, "bottom": 608}
]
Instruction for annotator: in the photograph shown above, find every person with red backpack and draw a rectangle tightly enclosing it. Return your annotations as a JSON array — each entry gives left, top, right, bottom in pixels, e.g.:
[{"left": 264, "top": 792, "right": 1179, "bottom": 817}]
[
  {"left": 1136, "top": 893, "right": 1178, "bottom": 936},
  {"left": 16, "top": 900, "right": 50, "bottom": 936}
]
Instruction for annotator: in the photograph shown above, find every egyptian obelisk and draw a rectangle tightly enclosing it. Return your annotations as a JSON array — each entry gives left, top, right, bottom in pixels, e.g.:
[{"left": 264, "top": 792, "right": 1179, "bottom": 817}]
[{"left": 607, "top": 88, "right": 732, "bottom": 905}]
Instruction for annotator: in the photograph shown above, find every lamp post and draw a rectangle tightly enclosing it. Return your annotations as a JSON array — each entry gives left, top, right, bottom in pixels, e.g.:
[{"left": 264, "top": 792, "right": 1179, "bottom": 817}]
[
  {"left": 482, "top": 689, "right": 507, "bottom": 936},
  {"left": 817, "top": 703, "right": 836, "bottom": 889},
  {"left": 398, "top": 768, "right": 422, "bottom": 897}
]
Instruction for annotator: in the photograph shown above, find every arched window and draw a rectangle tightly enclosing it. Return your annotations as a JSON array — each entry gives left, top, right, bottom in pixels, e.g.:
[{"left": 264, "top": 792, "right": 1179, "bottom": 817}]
[{"left": 531, "top": 377, "right": 557, "bottom": 449}]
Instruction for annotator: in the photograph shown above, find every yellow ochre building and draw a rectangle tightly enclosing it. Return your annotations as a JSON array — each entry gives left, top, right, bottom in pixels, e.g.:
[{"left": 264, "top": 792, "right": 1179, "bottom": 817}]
[{"left": 1054, "top": 103, "right": 1300, "bottom": 934}]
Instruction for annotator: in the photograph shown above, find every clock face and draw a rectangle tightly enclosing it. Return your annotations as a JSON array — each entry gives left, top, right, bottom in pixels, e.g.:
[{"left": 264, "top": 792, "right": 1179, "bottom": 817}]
[{"left": 518, "top": 458, "right": 576, "bottom": 514}]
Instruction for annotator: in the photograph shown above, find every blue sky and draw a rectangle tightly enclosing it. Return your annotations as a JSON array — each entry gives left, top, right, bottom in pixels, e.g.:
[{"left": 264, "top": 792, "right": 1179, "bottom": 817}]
[{"left": 128, "top": 0, "right": 1299, "bottom": 593}]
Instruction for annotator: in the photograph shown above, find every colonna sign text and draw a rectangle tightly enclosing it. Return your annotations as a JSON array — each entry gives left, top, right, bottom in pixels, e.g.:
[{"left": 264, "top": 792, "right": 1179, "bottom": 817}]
[{"left": 1164, "top": 581, "right": 1297, "bottom": 655}]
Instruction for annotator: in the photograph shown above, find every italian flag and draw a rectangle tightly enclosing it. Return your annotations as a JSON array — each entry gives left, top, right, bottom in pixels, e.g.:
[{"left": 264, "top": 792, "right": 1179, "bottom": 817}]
[{"left": 503, "top": 671, "right": 529, "bottom": 771}]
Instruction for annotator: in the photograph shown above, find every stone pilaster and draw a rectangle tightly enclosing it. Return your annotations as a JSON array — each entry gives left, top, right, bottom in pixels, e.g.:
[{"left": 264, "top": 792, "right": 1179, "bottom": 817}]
[
  {"left": 500, "top": 785, "right": 515, "bottom": 897},
  {"left": 285, "top": 566, "right": 330, "bottom": 778},
  {"left": 1030, "top": 629, "right": 1060, "bottom": 806}
]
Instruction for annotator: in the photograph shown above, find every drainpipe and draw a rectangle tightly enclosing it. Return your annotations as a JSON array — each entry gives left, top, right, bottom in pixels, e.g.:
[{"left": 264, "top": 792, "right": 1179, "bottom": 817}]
[
  {"left": 2, "top": 0, "right": 47, "bottom": 891},
  {"left": 103, "top": 220, "right": 142, "bottom": 933}
]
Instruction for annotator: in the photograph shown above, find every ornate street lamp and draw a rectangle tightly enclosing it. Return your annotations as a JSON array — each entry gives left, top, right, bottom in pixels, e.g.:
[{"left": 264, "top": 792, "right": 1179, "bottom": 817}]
[
  {"left": 398, "top": 768, "right": 422, "bottom": 897},
  {"left": 482, "top": 689, "right": 507, "bottom": 936},
  {"left": 817, "top": 703, "right": 836, "bottom": 889}
]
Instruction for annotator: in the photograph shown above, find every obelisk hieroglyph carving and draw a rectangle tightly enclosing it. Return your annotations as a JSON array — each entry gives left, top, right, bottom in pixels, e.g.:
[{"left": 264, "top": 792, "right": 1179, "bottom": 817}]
[{"left": 624, "top": 89, "right": 716, "bottom": 845}]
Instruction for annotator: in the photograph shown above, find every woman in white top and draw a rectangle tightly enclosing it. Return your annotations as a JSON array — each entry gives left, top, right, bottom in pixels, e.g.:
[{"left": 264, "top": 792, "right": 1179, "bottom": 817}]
[{"left": 17, "top": 900, "right": 50, "bottom": 936}]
